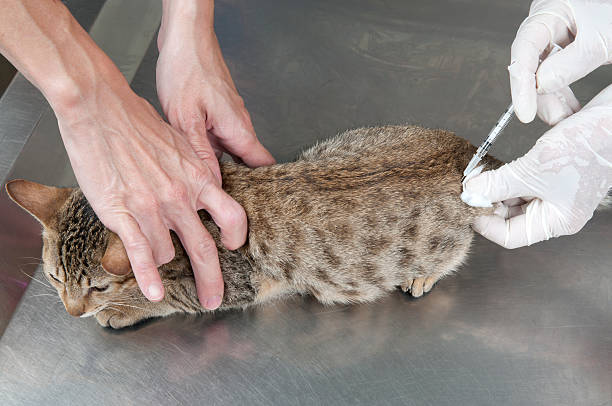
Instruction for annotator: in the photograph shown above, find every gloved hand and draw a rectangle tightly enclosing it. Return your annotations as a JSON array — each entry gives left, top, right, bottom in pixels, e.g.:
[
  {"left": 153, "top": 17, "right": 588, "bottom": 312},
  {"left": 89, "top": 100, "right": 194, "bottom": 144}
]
[
  {"left": 463, "top": 84, "right": 612, "bottom": 249},
  {"left": 510, "top": 0, "right": 612, "bottom": 125}
]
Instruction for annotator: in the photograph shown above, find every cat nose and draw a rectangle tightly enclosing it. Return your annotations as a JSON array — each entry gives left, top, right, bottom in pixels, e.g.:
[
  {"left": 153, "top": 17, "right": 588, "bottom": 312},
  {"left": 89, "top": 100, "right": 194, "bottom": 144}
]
[{"left": 64, "top": 302, "right": 84, "bottom": 317}]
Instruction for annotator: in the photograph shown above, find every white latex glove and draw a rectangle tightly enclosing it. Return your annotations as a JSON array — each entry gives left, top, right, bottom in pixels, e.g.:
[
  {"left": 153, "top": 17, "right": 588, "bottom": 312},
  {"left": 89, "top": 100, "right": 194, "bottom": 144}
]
[
  {"left": 510, "top": 0, "right": 612, "bottom": 125},
  {"left": 462, "top": 84, "right": 612, "bottom": 249}
]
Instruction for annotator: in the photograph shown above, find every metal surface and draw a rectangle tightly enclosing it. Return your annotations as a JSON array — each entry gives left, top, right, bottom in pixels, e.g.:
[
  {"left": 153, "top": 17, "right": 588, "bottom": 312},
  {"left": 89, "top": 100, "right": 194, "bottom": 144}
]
[{"left": 1, "top": 0, "right": 612, "bottom": 405}]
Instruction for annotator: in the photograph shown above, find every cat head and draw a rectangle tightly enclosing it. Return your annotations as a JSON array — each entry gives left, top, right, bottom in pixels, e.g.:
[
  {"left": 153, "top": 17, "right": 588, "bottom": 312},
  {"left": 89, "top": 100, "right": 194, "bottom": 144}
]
[{"left": 6, "top": 179, "right": 142, "bottom": 318}]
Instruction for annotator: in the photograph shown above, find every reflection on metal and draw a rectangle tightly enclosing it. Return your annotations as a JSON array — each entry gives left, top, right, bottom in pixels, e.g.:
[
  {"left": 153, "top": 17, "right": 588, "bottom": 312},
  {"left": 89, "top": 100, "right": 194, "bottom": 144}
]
[{"left": 1, "top": 0, "right": 611, "bottom": 404}]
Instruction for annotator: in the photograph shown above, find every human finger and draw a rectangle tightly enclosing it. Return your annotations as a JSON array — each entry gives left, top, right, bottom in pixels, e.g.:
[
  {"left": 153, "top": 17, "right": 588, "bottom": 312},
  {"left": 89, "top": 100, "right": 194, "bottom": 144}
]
[
  {"left": 185, "top": 126, "right": 222, "bottom": 185},
  {"left": 113, "top": 216, "right": 165, "bottom": 301},
  {"left": 197, "top": 182, "right": 247, "bottom": 250},
  {"left": 510, "top": 15, "right": 555, "bottom": 123},
  {"left": 536, "top": 86, "right": 581, "bottom": 125},
  {"left": 464, "top": 163, "right": 534, "bottom": 205},
  {"left": 212, "top": 117, "right": 276, "bottom": 168},
  {"left": 537, "top": 40, "right": 609, "bottom": 94},
  {"left": 172, "top": 212, "right": 224, "bottom": 310},
  {"left": 473, "top": 198, "right": 556, "bottom": 249},
  {"left": 134, "top": 212, "right": 175, "bottom": 266}
]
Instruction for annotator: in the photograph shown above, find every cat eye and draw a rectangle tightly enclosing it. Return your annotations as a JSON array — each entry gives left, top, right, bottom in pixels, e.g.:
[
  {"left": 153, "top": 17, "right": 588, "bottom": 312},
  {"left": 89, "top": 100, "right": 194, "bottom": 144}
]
[{"left": 90, "top": 285, "right": 110, "bottom": 293}]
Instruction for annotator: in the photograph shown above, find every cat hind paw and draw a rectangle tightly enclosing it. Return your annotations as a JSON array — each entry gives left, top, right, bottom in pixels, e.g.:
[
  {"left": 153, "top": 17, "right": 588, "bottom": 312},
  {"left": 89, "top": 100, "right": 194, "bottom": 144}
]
[{"left": 400, "top": 275, "right": 439, "bottom": 298}]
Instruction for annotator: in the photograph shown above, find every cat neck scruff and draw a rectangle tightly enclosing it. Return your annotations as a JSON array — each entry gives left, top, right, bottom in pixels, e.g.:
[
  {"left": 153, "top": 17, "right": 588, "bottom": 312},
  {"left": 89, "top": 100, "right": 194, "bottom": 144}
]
[{"left": 7, "top": 125, "right": 508, "bottom": 329}]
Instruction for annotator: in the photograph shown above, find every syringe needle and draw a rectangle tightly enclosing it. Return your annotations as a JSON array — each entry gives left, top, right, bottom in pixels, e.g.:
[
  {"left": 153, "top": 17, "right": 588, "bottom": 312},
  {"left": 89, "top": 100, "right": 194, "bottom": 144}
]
[{"left": 462, "top": 103, "right": 514, "bottom": 182}]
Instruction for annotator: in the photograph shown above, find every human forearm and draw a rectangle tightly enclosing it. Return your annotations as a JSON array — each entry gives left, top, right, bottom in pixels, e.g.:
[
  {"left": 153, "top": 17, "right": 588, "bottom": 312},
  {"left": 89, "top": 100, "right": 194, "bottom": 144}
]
[
  {"left": 157, "top": 0, "right": 275, "bottom": 170},
  {"left": 159, "top": 0, "right": 215, "bottom": 50},
  {"left": 0, "top": 0, "right": 128, "bottom": 117}
]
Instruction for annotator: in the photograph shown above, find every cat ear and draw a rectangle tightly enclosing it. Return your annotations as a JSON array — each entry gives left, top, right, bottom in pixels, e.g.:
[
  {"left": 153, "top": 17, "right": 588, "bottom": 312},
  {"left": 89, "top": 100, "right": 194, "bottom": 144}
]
[
  {"left": 5, "top": 179, "right": 73, "bottom": 228},
  {"left": 101, "top": 232, "right": 132, "bottom": 275}
]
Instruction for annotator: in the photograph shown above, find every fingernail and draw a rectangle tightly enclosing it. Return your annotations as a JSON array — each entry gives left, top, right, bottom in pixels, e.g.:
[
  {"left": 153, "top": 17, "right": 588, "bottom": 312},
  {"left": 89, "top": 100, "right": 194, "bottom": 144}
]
[
  {"left": 204, "top": 295, "right": 222, "bottom": 310},
  {"left": 147, "top": 284, "right": 164, "bottom": 301}
]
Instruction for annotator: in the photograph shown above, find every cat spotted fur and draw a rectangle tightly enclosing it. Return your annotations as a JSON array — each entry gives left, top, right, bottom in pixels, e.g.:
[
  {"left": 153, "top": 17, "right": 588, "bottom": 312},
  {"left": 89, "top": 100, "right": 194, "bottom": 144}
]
[{"left": 8, "top": 125, "right": 503, "bottom": 328}]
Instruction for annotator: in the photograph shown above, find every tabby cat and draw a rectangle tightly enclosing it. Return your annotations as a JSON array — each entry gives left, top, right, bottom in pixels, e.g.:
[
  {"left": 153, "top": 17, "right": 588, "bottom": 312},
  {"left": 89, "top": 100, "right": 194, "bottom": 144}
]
[{"left": 7, "top": 126, "right": 502, "bottom": 329}]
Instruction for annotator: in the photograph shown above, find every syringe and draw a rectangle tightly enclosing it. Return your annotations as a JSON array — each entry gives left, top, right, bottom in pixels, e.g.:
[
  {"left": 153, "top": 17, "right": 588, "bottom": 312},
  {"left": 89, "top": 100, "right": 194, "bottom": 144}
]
[
  {"left": 461, "top": 44, "right": 563, "bottom": 183},
  {"left": 461, "top": 103, "right": 514, "bottom": 182}
]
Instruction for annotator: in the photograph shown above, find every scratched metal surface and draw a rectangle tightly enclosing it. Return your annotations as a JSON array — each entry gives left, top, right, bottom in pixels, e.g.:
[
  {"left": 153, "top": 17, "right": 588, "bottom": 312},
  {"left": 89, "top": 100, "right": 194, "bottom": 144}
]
[{"left": 1, "top": 1, "right": 612, "bottom": 405}]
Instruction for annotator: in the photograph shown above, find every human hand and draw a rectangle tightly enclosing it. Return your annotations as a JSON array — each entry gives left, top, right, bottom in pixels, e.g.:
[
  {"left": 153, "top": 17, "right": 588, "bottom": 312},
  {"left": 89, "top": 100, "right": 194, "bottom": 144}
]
[
  {"left": 57, "top": 79, "right": 247, "bottom": 309},
  {"left": 463, "top": 84, "right": 612, "bottom": 249},
  {"left": 156, "top": 0, "right": 274, "bottom": 182},
  {"left": 509, "top": 0, "right": 612, "bottom": 125},
  {"left": 0, "top": 0, "right": 245, "bottom": 309}
]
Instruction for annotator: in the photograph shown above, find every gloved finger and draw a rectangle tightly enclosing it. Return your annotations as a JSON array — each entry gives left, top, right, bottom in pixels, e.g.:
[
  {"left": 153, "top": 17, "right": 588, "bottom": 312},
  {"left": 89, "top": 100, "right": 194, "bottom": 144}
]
[
  {"left": 472, "top": 214, "right": 526, "bottom": 249},
  {"left": 197, "top": 181, "right": 247, "bottom": 251},
  {"left": 493, "top": 202, "right": 526, "bottom": 220},
  {"left": 536, "top": 86, "right": 581, "bottom": 125},
  {"left": 171, "top": 212, "right": 224, "bottom": 310},
  {"left": 510, "top": 15, "right": 555, "bottom": 123},
  {"left": 112, "top": 216, "right": 165, "bottom": 301},
  {"left": 503, "top": 197, "right": 531, "bottom": 207},
  {"left": 464, "top": 164, "right": 533, "bottom": 205},
  {"left": 537, "top": 39, "right": 609, "bottom": 94},
  {"left": 473, "top": 198, "right": 556, "bottom": 249},
  {"left": 493, "top": 195, "right": 530, "bottom": 218}
]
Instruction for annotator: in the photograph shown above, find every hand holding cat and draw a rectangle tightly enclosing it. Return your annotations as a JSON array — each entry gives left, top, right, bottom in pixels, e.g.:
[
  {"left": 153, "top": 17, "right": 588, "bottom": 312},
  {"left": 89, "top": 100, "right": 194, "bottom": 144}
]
[
  {"left": 57, "top": 79, "right": 248, "bottom": 308},
  {"left": 509, "top": 0, "right": 612, "bottom": 125},
  {"left": 465, "top": 84, "right": 612, "bottom": 248},
  {"left": 156, "top": 0, "right": 275, "bottom": 182},
  {"left": 0, "top": 0, "right": 273, "bottom": 310}
]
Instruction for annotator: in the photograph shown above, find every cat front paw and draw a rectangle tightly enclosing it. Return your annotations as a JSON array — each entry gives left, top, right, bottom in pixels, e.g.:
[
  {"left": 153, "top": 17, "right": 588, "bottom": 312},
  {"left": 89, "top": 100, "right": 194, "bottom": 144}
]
[
  {"left": 400, "top": 275, "right": 440, "bottom": 298},
  {"left": 95, "top": 308, "right": 141, "bottom": 329}
]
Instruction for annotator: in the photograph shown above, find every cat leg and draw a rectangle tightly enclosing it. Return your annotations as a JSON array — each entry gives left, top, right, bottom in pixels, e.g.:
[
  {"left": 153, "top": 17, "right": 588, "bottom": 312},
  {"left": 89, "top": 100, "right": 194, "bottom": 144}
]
[
  {"left": 95, "top": 303, "right": 180, "bottom": 329},
  {"left": 400, "top": 227, "right": 474, "bottom": 298},
  {"left": 252, "top": 273, "right": 294, "bottom": 304}
]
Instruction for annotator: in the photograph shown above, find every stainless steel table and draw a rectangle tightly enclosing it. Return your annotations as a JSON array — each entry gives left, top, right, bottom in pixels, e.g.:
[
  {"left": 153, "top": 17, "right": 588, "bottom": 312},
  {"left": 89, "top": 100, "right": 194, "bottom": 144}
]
[{"left": 1, "top": 1, "right": 611, "bottom": 405}]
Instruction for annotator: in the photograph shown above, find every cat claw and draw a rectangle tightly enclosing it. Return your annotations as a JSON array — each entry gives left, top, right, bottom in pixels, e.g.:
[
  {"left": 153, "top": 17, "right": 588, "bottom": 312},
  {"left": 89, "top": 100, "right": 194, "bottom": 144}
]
[
  {"left": 400, "top": 279, "right": 412, "bottom": 293},
  {"left": 400, "top": 276, "right": 439, "bottom": 298}
]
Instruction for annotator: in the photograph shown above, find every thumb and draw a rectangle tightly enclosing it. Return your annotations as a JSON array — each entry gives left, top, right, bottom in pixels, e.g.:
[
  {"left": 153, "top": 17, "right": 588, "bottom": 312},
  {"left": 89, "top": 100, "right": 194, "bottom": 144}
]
[
  {"left": 223, "top": 134, "right": 276, "bottom": 168},
  {"left": 536, "top": 40, "right": 608, "bottom": 94},
  {"left": 464, "top": 163, "right": 533, "bottom": 205},
  {"left": 211, "top": 118, "right": 276, "bottom": 168}
]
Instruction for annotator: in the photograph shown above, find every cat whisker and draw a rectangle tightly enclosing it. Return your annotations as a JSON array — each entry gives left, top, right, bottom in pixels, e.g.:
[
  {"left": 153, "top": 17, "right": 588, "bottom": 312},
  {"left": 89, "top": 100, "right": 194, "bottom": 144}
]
[
  {"left": 19, "top": 256, "right": 43, "bottom": 261},
  {"left": 30, "top": 293, "right": 57, "bottom": 297},
  {"left": 105, "top": 306, "right": 126, "bottom": 316},
  {"left": 80, "top": 305, "right": 108, "bottom": 318},
  {"left": 106, "top": 301, "right": 145, "bottom": 311},
  {"left": 18, "top": 269, "right": 54, "bottom": 291}
]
